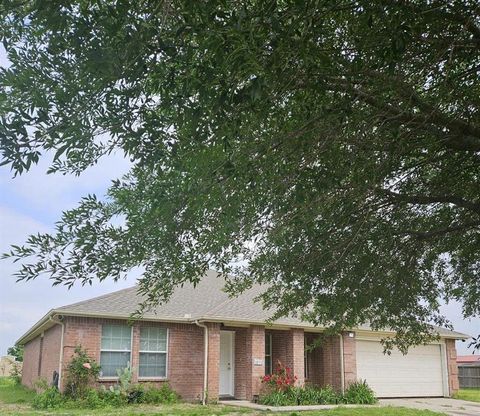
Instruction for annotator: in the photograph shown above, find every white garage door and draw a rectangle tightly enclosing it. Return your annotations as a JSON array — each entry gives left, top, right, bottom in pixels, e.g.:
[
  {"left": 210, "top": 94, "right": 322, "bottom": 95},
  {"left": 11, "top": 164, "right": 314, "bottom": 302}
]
[{"left": 356, "top": 340, "right": 445, "bottom": 397}]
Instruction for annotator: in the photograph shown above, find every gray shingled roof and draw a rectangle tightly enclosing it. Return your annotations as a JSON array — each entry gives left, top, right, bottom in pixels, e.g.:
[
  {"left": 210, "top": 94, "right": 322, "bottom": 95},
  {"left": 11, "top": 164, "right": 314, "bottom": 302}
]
[
  {"left": 55, "top": 269, "right": 303, "bottom": 326},
  {"left": 17, "top": 269, "right": 469, "bottom": 344}
]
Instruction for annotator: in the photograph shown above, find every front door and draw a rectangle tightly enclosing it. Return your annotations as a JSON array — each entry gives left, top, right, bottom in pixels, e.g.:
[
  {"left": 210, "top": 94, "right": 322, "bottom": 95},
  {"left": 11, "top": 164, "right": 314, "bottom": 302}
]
[{"left": 219, "top": 331, "right": 234, "bottom": 397}]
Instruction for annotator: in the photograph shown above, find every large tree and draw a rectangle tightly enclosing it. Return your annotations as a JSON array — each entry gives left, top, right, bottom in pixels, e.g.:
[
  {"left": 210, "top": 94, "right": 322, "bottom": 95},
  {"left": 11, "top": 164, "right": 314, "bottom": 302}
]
[{"left": 1, "top": 1, "right": 479, "bottom": 350}]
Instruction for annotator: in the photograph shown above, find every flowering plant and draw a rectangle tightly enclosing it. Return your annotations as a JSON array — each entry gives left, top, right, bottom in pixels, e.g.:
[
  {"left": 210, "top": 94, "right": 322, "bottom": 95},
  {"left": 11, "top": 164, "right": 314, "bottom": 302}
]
[
  {"left": 261, "top": 361, "right": 297, "bottom": 391},
  {"left": 65, "top": 345, "right": 100, "bottom": 399}
]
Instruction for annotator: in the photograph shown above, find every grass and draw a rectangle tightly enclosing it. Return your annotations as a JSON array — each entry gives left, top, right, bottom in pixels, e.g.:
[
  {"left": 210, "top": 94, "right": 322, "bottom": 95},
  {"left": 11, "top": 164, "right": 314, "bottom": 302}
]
[
  {"left": 453, "top": 387, "right": 480, "bottom": 402},
  {"left": 0, "top": 377, "right": 447, "bottom": 415},
  {"left": 0, "top": 377, "right": 35, "bottom": 404}
]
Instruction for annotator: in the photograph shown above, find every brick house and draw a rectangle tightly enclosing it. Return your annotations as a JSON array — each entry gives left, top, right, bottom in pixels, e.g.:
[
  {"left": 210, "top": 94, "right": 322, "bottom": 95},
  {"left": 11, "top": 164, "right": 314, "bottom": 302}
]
[{"left": 18, "top": 270, "right": 467, "bottom": 401}]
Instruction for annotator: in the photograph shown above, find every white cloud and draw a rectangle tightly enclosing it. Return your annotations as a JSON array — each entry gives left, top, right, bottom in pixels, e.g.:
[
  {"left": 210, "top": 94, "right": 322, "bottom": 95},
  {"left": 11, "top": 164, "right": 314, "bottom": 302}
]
[
  {"left": 0, "top": 150, "right": 132, "bottom": 221},
  {"left": 0, "top": 154, "right": 137, "bottom": 355}
]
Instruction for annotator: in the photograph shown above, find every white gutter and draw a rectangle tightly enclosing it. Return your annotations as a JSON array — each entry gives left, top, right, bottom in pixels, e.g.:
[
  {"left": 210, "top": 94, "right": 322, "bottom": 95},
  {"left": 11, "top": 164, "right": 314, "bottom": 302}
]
[
  {"left": 49, "top": 315, "right": 65, "bottom": 390},
  {"left": 194, "top": 320, "right": 208, "bottom": 405},
  {"left": 339, "top": 334, "right": 345, "bottom": 394}
]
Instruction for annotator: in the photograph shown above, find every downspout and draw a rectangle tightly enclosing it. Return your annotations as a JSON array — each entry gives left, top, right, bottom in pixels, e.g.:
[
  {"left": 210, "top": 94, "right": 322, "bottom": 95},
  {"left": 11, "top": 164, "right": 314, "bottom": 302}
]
[
  {"left": 194, "top": 320, "right": 208, "bottom": 405},
  {"left": 339, "top": 334, "right": 345, "bottom": 394},
  {"left": 49, "top": 315, "right": 65, "bottom": 390}
]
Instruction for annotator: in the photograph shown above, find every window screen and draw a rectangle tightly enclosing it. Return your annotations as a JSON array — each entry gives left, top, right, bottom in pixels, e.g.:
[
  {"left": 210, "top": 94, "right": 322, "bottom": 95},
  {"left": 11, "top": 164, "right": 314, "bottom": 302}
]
[
  {"left": 100, "top": 325, "right": 131, "bottom": 377},
  {"left": 139, "top": 327, "right": 168, "bottom": 378}
]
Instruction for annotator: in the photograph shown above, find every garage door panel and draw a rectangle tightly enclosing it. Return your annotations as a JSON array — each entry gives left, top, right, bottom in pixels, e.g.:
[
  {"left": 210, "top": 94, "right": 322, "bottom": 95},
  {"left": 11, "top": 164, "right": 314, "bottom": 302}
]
[{"left": 356, "top": 340, "right": 444, "bottom": 398}]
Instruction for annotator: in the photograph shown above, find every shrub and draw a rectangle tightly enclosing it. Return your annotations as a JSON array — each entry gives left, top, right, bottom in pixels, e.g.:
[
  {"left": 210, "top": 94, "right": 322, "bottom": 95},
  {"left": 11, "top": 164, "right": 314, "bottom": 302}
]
[
  {"left": 127, "top": 384, "right": 145, "bottom": 404},
  {"left": 142, "top": 383, "right": 180, "bottom": 404},
  {"left": 123, "top": 383, "right": 179, "bottom": 404},
  {"left": 9, "top": 361, "right": 22, "bottom": 385},
  {"left": 259, "top": 382, "right": 377, "bottom": 406},
  {"left": 259, "top": 385, "right": 341, "bottom": 406},
  {"left": 64, "top": 346, "right": 101, "bottom": 400},
  {"left": 32, "top": 387, "right": 65, "bottom": 409},
  {"left": 97, "top": 365, "right": 134, "bottom": 405},
  {"left": 115, "top": 366, "right": 133, "bottom": 394},
  {"left": 295, "top": 384, "right": 339, "bottom": 405},
  {"left": 33, "top": 377, "right": 49, "bottom": 392},
  {"left": 98, "top": 388, "right": 128, "bottom": 407},
  {"left": 259, "top": 389, "right": 297, "bottom": 406},
  {"left": 342, "top": 380, "right": 377, "bottom": 404},
  {"left": 83, "top": 389, "right": 106, "bottom": 408}
]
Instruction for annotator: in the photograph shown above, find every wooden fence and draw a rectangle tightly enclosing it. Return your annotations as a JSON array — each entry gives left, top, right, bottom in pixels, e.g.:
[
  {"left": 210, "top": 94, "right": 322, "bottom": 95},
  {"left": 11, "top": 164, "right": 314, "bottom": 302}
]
[{"left": 458, "top": 365, "right": 480, "bottom": 388}]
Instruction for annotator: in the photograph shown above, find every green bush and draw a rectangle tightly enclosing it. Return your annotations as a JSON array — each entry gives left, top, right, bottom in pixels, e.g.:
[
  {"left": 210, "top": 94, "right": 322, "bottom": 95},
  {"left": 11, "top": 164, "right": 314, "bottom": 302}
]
[
  {"left": 64, "top": 346, "right": 101, "bottom": 400},
  {"left": 83, "top": 389, "right": 107, "bottom": 408},
  {"left": 98, "top": 388, "right": 128, "bottom": 407},
  {"left": 259, "top": 381, "right": 376, "bottom": 406},
  {"left": 259, "top": 385, "right": 339, "bottom": 406},
  {"left": 342, "top": 380, "right": 377, "bottom": 404},
  {"left": 259, "top": 389, "right": 297, "bottom": 406},
  {"left": 127, "top": 383, "right": 180, "bottom": 404},
  {"left": 295, "top": 384, "right": 339, "bottom": 405},
  {"left": 127, "top": 384, "right": 145, "bottom": 404},
  {"left": 32, "top": 387, "right": 65, "bottom": 409},
  {"left": 31, "top": 378, "right": 180, "bottom": 409},
  {"left": 144, "top": 383, "right": 180, "bottom": 404},
  {"left": 9, "top": 361, "right": 22, "bottom": 386}
]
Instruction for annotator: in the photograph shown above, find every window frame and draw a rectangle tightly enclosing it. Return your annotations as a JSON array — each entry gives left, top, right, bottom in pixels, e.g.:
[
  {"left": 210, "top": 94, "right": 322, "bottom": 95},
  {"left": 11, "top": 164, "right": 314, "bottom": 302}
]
[
  {"left": 265, "top": 333, "right": 273, "bottom": 375},
  {"left": 99, "top": 324, "right": 133, "bottom": 380},
  {"left": 304, "top": 337, "right": 310, "bottom": 380},
  {"left": 138, "top": 326, "right": 169, "bottom": 380}
]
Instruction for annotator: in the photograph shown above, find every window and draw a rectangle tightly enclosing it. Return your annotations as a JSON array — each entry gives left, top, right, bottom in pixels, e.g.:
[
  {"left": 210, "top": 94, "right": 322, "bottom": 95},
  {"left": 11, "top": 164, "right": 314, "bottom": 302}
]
[
  {"left": 139, "top": 327, "right": 168, "bottom": 378},
  {"left": 304, "top": 338, "right": 309, "bottom": 379},
  {"left": 100, "top": 324, "right": 131, "bottom": 377},
  {"left": 265, "top": 333, "right": 272, "bottom": 375}
]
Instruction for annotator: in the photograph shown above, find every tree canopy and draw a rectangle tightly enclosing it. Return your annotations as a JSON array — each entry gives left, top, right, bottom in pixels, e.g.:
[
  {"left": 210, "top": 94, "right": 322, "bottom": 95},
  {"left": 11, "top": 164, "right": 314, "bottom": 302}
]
[
  {"left": 7, "top": 345, "right": 23, "bottom": 362},
  {"left": 1, "top": 1, "right": 479, "bottom": 350}
]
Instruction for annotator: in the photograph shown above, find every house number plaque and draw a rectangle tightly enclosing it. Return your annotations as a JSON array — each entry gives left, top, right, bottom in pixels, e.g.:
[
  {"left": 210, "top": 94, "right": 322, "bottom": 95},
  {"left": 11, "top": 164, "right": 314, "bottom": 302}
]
[{"left": 253, "top": 358, "right": 264, "bottom": 366}]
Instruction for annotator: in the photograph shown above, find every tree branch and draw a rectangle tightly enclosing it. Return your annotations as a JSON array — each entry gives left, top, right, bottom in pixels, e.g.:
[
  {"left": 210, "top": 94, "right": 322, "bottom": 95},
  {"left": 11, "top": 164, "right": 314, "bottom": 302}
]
[
  {"left": 325, "top": 78, "right": 480, "bottom": 152},
  {"left": 395, "top": 220, "right": 480, "bottom": 240},
  {"left": 378, "top": 189, "right": 480, "bottom": 215}
]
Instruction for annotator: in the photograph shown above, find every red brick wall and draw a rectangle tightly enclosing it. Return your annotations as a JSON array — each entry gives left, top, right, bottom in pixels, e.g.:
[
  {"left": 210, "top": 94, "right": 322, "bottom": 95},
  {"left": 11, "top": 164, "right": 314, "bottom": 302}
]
[
  {"left": 286, "top": 329, "right": 305, "bottom": 385},
  {"left": 62, "top": 317, "right": 205, "bottom": 401},
  {"left": 22, "top": 324, "right": 62, "bottom": 389},
  {"left": 245, "top": 325, "right": 265, "bottom": 399},
  {"left": 306, "top": 333, "right": 356, "bottom": 392},
  {"left": 445, "top": 339, "right": 459, "bottom": 396},
  {"left": 22, "top": 336, "right": 41, "bottom": 388},
  {"left": 205, "top": 322, "right": 220, "bottom": 401},
  {"left": 319, "top": 335, "right": 343, "bottom": 391},
  {"left": 271, "top": 330, "right": 287, "bottom": 367},
  {"left": 40, "top": 325, "right": 62, "bottom": 385},
  {"left": 35, "top": 315, "right": 457, "bottom": 401},
  {"left": 342, "top": 332, "right": 357, "bottom": 387},
  {"left": 305, "top": 333, "right": 323, "bottom": 385}
]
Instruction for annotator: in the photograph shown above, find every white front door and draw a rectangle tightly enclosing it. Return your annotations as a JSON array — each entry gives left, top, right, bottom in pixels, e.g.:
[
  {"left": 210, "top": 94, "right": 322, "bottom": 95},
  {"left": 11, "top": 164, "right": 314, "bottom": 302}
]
[{"left": 219, "top": 331, "right": 234, "bottom": 397}]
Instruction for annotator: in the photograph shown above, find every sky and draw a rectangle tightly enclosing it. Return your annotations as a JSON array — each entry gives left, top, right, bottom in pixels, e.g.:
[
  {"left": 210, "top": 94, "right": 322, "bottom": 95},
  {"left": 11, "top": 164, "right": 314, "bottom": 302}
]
[{"left": 0, "top": 49, "right": 478, "bottom": 358}]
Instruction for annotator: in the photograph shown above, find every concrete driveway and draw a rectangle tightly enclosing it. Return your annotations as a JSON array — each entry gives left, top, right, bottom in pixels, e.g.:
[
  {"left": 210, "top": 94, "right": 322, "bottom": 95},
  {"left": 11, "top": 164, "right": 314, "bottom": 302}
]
[{"left": 380, "top": 398, "right": 480, "bottom": 416}]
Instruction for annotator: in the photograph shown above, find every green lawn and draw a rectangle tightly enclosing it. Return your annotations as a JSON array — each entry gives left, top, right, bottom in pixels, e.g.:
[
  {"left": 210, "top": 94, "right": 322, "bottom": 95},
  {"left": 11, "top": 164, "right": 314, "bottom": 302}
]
[
  {"left": 0, "top": 377, "right": 446, "bottom": 416},
  {"left": 453, "top": 388, "right": 480, "bottom": 402},
  {"left": 0, "top": 377, "right": 35, "bottom": 404}
]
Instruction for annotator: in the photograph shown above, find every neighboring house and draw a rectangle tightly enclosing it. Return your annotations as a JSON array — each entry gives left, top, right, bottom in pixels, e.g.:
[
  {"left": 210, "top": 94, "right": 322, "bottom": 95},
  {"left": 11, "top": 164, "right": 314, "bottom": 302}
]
[
  {"left": 18, "top": 270, "right": 467, "bottom": 401},
  {"left": 457, "top": 355, "right": 480, "bottom": 388},
  {"left": 0, "top": 355, "right": 22, "bottom": 377},
  {"left": 457, "top": 355, "right": 480, "bottom": 366}
]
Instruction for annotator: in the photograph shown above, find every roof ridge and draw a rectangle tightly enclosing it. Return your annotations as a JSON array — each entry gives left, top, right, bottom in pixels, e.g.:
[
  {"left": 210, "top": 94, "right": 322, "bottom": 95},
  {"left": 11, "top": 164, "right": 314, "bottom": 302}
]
[{"left": 56, "top": 285, "right": 138, "bottom": 310}]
